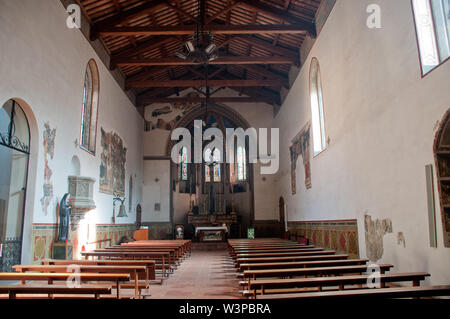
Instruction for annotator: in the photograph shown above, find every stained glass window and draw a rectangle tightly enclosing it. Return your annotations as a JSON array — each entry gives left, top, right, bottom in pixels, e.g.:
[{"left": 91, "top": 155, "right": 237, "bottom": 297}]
[
  {"left": 237, "top": 146, "right": 246, "bottom": 181},
  {"left": 205, "top": 148, "right": 221, "bottom": 182},
  {"left": 179, "top": 146, "right": 188, "bottom": 181}
]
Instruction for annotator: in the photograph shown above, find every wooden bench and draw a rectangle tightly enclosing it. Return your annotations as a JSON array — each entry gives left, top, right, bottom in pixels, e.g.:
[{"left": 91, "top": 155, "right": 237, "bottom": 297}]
[
  {"left": 236, "top": 250, "right": 337, "bottom": 259},
  {"left": 98, "top": 247, "right": 179, "bottom": 268},
  {"left": 232, "top": 245, "right": 315, "bottom": 252},
  {"left": 242, "top": 264, "right": 394, "bottom": 291},
  {"left": 235, "top": 254, "right": 349, "bottom": 266},
  {"left": 239, "top": 258, "right": 369, "bottom": 271},
  {"left": 232, "top": 248, "right": 324, "bottom": 258},
  {"left": 243, "top": 272, "right": 430, "bottom": 298},
  {"left": 0, "top": 284, "right": 112, "bottom": 299},
  {"left": 231, "top": 243, "right": 312, "bottom": 249},
  {"left": 42, "top": 259, "right": 157, "bottom": 282},
  {"left": 0, "top": 272, "right": 129, "bottom": 298},
  {"left": 125, "top": 240, "right": 192, "bottom": 256},
  {"left": 13, "top": 264, "right": 146, "bottom": 298},
  {"left": 244, "top": 264, "right": 393, "bottom": 279},
  {"left": 81, "top": 251, "right": 170, "bottom": 278},
  {"left": 255, "top": 285, "right": 450, "bottom": 299}
]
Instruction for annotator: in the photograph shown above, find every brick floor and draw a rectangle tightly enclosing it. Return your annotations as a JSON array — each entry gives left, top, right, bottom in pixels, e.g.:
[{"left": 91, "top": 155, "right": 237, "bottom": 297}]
[{"left": 145, "top": 248, "right": 242, "bottom": 299}]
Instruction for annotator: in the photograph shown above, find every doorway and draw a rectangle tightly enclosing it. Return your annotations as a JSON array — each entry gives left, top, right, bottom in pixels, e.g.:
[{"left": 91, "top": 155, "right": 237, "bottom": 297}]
[{"left": 0, "top": 99, "right": 31, "bottom": 272}]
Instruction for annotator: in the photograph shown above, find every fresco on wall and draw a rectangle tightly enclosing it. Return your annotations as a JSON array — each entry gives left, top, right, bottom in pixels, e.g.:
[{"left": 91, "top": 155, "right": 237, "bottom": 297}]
[
  {"left": 99, "top": 128, "right": 127, "bottom": 196},
  {"left": 364, "top": 214, "right": 393, "bottom": 262},
  {"left": 289, "top": 122, "right": 311, "bottom": 194},
  {"left": 40, "top": 122, "right": 56, "bottom": 215},
  {"left": 145, "top": 92, "right": 201, "bottom": 131}
]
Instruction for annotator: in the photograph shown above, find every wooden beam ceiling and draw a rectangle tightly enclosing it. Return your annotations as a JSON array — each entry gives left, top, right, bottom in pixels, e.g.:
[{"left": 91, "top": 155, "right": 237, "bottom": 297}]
[
  {"left": 115, "top": 56, "right": 296, "bottom": 67},
  {"left": 127, "top": 79, "right": 286, "bottom": 88},
  {"left": 97, "top": 24, "right": 312, "bottom": 37},
  {"left": 136, "top": 96, "right": 270, "bottom": 106},
  {"left": 77, "top": 0, "right": 322, "bottom": 109}
]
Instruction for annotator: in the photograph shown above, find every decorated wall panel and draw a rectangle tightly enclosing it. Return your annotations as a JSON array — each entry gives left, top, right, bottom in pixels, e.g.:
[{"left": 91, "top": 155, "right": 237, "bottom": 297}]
[
  {"left": 288, "top": 219, "right": 359, "bottom": 259},
  {"left": 99, "top": 128, "right": 127, "bottom": 196}
]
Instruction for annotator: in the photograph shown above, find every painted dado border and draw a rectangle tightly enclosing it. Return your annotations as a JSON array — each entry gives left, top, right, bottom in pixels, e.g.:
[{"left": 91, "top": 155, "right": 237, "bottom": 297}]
[
  {"left": 287, "top": 219, "right": 359, "bottom": 259},
  {"left": 31, "top": 223, "right": 136, "bottom": 263}
]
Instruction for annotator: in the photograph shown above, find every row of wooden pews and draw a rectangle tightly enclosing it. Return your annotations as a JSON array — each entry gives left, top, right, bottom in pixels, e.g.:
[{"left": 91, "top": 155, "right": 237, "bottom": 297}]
[
  {"left": 228, "top": 238, "right": 450, "bottom": 299},
  {"left": 0, "top": 239, "right": 191, "bottom": 299}
]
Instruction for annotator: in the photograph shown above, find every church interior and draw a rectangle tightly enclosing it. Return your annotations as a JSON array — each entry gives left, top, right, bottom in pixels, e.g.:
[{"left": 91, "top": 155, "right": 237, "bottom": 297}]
[{"left": 0, "top": 0, "right": 450, "bottom": 301}]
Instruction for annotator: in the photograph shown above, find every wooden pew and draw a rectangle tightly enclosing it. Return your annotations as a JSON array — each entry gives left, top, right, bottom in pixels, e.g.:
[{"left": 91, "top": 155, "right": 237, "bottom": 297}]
[
  {"left": 235, "top": 254, "right": 350, "bottom": 266},
  {"left": 0, "top": 284, "right": 112, "bottom": 299},
  {"left": 236, "top": 250, "right": 337, "bottom": 259},
  {"left": 235, "top": 254, "right": 349, "bottom": 269},
  {"left": 244, "top": 272, "right": 430, "bottom": 298},
  {"left": 125, "top": 240, "right": 192, "bottom": 256},
  {"left": 231, "top": 248, "right": 324, "bottom": 258},
  {"left": 42, "top": 259, "right": 157, "bottom": 281},
  {"left": 13, "top": 264, "right": 146, "bottom": 298},
  {"left": 81, "top": 251, "right": 170, "bottom": 278},
  {"left": 239, "top": 258, "right": 369, "bottom": 271},
  {"left": 97, "top": 247, "right": 179, "bottom": 268},
  {"left": 0, "top": 273, "right": 129, "bottom": 298},
  {"left": 232, "top": 245, "right": 315, "bottom": 252},
  {"left": 242, "top": 264, "right": 394, "bottom": 292},
  {"left": 256, "top": 285, "right": 450, "bottom": 299},
  {"left": 244, "top": 264, "right": 394, "bottom": 279}
]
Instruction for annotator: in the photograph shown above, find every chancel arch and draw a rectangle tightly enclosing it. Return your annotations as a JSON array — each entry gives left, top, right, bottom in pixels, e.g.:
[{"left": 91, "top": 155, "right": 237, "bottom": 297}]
[{"left": 167, "top": 103, "right": 254, "bottom": 238}]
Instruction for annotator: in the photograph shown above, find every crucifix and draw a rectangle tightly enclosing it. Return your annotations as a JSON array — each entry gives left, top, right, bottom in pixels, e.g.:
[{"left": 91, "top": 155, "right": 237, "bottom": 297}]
[{"left": 206, "top": 147, "right": 218, "bottom": 214}]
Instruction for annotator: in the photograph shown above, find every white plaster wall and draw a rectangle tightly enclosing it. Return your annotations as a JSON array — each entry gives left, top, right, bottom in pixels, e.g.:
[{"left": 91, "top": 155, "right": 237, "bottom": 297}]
[
  {"left": 142, "top": 160, "right": 171, "bottom": 222},
  {"left": 275, "top": 0, "right": 450, "bottom": 285},
  {"left": 0, "top": 0, "right": 144, "bottom": 263}
]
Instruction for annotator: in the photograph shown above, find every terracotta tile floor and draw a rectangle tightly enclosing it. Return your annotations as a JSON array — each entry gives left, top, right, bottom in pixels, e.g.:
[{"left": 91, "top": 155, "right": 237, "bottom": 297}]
[{"left": 145, "top": 249, "right": 242, "bottom": 299}]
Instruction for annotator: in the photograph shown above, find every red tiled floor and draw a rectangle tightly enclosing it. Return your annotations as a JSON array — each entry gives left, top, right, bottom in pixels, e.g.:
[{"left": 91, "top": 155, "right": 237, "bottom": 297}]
[{"left": 145, "top": 249, "right": 242, "bottom": 299}]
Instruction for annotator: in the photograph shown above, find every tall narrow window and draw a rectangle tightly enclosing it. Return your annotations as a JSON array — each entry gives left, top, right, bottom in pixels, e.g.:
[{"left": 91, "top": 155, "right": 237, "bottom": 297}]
[
  {"left": 310, "top": 58, "right": 326, "bottom": 156},
  {"left": 205, "top": 148, "right": 221, "bottom": 182},
  {"left": 412, "top": 0, "right": 450, "bottom": 75},
  {"left": 178, "top": 146, "right": 188, "bottom": 181},
  {"left": 80, "top": 59, "right": 99, "bottom": 154},
  {"left": 237, "top": 146, "right": 247, "bottom": 181}
]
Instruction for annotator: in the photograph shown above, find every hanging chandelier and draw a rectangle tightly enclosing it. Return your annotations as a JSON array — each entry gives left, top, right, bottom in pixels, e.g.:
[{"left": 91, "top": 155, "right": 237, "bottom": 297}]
[
  {"left": 175, "top": 33, "right": 218, "bottom": 63},
  {"left": 175, "top": 0, "right": 218, "bottom": 64}
]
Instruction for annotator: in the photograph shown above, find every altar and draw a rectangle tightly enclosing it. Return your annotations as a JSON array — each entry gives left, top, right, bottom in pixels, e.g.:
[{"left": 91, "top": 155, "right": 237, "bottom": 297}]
[
  {"left": 188, "top": 211, "right": 237, "bottom": 227},
  {"left": 195, "top": 226, "right": 228, "bottom": 242},
  {"left": 188, "top": 211, "right": 240, "bottom": 240}
]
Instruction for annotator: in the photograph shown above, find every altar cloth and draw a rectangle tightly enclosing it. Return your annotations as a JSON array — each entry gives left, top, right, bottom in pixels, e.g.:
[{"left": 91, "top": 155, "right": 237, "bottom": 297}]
[{"left": 195, "top": 226, "right": 228, "bottom": 235}]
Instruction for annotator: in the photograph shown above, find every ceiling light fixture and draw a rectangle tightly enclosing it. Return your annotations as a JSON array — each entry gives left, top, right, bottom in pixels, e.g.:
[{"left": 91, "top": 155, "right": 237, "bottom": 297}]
[{"left": 175, "top": 0, "right": 218, "bottom": 64}]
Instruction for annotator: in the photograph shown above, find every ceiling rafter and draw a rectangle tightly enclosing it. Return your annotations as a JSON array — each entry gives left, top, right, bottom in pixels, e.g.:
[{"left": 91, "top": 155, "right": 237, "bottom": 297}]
[
  {"left": 127, "top": 79, "right": 286, "bottom": 88},
  {"left": 77, "top": 0, "right": 322, "bottom": 110},
  {"left": 116, "top": 55, "right": 296, "bottom": 67},
  {"left": 96, "top": 24, "right": 312, "bottom": 37}
]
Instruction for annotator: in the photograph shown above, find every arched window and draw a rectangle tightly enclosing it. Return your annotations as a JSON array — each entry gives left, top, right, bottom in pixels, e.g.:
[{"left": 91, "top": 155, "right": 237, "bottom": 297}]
[
  {"left": 80, "top": 59, "right": 99, "bottom": 154},
  {"left": 205, "top": 147, "right": 221, "bottom": 182},
  {"left": 178, "top": 146, "right": 188, "bottom": 181},
  {"left": 310, "top": 57, "right": 326, "bottom": 155},
  {"left": 237, "top": 146, "right": 246, "bottom": 181}
]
